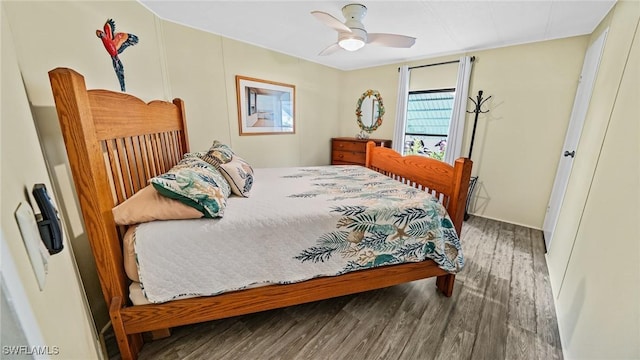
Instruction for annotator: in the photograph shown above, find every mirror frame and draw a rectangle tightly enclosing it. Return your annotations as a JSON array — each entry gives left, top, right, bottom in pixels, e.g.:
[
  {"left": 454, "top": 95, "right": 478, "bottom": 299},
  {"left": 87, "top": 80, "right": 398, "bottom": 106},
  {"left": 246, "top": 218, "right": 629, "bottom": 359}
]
[{"left": 356, "top": 89, "right": 385, "bottom": 133}]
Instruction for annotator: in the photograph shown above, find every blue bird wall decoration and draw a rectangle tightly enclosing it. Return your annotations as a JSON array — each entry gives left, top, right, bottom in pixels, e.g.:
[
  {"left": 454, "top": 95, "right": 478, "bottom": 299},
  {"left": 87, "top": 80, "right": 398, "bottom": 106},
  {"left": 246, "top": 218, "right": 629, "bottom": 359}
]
[{"left": 96, "top": 19, "right": 139, "bottom": 92}]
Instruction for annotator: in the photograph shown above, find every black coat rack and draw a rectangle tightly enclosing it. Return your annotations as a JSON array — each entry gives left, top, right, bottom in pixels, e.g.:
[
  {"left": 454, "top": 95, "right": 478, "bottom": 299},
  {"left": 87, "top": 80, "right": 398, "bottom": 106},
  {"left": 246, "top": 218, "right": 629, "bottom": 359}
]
[
  {"left": 467, "top": 90, "right": 491, "bottom": 159},
  {"left": 464, "top": 90, "right": 491, "bottom": 220}
]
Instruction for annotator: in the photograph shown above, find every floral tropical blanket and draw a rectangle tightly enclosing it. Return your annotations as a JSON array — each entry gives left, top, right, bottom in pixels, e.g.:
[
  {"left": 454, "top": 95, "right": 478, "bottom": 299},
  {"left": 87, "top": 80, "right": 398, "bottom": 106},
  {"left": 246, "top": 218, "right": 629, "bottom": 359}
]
[{"left": 133, "top": 166, "right": 464, "bottom": 303}]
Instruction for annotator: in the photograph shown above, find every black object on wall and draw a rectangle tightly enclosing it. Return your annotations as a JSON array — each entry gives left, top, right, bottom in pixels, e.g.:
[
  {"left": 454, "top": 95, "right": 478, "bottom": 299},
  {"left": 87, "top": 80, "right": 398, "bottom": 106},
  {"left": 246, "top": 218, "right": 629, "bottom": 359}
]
[
  {"left": 32, "top": 184, "right": 63, "bottom": 255},
  {"left": 464, "top": 90, "right": 491, "bottom": 220},
  {"left": 467, "top": 90, "right": 491, "bottom": 159}
]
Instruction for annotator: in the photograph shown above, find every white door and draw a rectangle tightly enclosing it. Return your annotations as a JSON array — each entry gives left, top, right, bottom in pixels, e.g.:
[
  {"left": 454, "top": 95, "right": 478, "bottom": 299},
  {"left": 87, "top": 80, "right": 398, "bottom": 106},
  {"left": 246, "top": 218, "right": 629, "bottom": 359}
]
[{"left": 542, "top": 29, "right": 608, "bottom": 249}]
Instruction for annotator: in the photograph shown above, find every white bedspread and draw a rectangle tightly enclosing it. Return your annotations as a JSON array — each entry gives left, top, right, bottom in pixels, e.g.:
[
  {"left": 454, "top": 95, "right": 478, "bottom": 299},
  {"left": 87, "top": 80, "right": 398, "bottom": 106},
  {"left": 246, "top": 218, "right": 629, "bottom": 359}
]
[{"left": 133, "top": 166, "right": 464, "bottom": 303}]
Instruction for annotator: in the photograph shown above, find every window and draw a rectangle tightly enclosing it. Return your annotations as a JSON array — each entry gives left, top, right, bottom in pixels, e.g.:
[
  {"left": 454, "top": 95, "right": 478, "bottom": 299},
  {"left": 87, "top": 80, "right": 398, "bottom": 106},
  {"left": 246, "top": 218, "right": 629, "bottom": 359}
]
[{"left": 403, "top": 89, "right": 455, "bottom": 160}]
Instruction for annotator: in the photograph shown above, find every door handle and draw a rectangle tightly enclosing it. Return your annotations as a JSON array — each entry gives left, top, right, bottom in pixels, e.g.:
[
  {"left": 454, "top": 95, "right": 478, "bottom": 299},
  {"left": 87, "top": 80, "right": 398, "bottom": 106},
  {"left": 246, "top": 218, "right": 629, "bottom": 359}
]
[{"left": 564, "top": 150, "right": 575, "bottom": 158}]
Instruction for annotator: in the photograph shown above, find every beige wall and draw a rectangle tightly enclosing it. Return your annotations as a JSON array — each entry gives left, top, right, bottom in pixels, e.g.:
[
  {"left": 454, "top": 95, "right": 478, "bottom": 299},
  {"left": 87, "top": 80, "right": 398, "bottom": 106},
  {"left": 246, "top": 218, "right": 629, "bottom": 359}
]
[
  {"left": 6, "top": 2, "right": 635, "bottom": 358},
  {"left": 3, "top": 0, "right": 167, "bottom": 331},
  {"left": 1, "top": 7, "right": 101, "bottom": 359},
  {"left": 5, "top": 1, "right": 166, "bottom": 106},
  {"left": 339, "top": 55, "right": 461, "bottom": 140},
  {"left": 340, "top": 38, "right": 588, "bottom": 229},
  {"left": 161, "top": 20, "right": 343, "bottom": 166},
  {"left": 2, "top": 0, "right": 343, "bottom": 330},
  {"left": 546, "top": 1, "right": 640, "bottom": 358},
  {"left": 3, "top": 0, "right": 343, "bottom": 167},
  {"left": 216, "top": 36, "right": 342, "bottom": 166}
]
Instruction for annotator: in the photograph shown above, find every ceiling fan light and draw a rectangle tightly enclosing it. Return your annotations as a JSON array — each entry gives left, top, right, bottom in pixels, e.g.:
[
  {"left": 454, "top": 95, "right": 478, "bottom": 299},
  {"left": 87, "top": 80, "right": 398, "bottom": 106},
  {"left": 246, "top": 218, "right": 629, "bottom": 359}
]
[{"left": 338, "top": 37, "right": 365, "bottom": 51}]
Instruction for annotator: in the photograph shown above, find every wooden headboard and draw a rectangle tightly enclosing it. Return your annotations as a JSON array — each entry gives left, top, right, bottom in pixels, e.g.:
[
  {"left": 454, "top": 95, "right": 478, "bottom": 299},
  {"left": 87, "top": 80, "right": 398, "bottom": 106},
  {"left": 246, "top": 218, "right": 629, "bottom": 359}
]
[{"left": 49, "top": 67, "right": 189, "bottom": 306}]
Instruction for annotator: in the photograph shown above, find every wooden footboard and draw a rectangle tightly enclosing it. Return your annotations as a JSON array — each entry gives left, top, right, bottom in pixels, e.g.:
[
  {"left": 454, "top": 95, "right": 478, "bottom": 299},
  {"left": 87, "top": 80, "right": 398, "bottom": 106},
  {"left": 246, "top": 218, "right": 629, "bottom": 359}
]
[
  {"left": 365, "top": 141, "right": 472, "bottom": 235},
  {"left": 49, "top": 68, "right": 472, "bottom": 360}
]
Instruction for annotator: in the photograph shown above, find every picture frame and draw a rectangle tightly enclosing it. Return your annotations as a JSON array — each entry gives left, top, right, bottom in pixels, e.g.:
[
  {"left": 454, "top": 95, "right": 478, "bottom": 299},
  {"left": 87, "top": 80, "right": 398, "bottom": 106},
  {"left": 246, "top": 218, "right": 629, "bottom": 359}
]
[{"left": 235, "top": 75, "right": 295, "bottom": 135}]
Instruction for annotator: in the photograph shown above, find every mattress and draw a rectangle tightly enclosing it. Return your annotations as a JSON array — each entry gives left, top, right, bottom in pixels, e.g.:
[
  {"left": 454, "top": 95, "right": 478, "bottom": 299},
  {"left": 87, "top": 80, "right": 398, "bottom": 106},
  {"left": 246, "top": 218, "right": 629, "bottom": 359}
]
[{"left": 125, "top": 166, "right": 464, "bottom": 304}]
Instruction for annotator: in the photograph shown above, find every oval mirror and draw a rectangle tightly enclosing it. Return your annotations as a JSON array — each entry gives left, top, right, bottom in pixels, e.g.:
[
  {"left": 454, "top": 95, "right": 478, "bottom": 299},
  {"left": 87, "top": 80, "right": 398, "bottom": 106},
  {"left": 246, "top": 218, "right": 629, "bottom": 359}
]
[{"left": 356, "top": 89, "right": 385, "bottom": 135}]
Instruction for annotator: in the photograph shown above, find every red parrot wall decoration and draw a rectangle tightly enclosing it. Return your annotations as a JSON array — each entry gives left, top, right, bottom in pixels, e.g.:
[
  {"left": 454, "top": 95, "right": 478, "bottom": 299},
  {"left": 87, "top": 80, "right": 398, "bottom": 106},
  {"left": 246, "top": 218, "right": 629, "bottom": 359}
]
[{"left": 96, "top": 19, "right": 139, "bottom": 92}]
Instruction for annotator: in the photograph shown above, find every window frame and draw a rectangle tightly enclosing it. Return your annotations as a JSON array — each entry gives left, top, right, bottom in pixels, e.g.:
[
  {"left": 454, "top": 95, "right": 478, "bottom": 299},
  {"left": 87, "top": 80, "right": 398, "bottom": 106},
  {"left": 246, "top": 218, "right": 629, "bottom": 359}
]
[{"left": 403, "top": 88, "right": 456, "bottom": 158}]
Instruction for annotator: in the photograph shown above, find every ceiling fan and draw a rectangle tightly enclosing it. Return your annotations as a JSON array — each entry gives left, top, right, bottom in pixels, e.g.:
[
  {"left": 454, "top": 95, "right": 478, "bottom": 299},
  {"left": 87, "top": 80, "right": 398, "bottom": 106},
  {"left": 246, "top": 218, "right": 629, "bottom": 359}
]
[{"left": 311, "top": 3, "right": 416, "bottom": 56}]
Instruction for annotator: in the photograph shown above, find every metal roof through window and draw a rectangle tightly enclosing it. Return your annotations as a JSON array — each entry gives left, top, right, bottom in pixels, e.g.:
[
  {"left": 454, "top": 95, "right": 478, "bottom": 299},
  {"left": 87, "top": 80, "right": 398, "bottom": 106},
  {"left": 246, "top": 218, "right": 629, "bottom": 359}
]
[{"left": 406, "top": 91, "right": 455, "bottom": 136}]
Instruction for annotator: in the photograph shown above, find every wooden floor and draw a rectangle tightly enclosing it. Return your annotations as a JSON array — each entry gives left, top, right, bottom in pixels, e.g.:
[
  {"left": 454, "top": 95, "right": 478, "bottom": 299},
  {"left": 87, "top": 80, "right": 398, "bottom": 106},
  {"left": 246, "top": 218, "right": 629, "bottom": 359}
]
[{"left": 107, "top": 216, "right": 563, "bottom": 360}]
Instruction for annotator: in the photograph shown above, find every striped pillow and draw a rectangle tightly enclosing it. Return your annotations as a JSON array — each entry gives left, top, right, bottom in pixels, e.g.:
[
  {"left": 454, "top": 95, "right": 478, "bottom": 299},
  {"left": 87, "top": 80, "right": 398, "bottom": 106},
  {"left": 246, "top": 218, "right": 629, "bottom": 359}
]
[{"left": 200, "top": 140, "right": 234, "bottom": 167}]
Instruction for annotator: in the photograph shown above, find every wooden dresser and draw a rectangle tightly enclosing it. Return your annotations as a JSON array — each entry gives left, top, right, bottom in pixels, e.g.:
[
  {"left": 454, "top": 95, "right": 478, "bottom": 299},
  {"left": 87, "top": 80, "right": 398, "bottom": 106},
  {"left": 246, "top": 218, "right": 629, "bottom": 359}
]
[{"left": 331, "top": 137, "right": 392, "bottom": 166}]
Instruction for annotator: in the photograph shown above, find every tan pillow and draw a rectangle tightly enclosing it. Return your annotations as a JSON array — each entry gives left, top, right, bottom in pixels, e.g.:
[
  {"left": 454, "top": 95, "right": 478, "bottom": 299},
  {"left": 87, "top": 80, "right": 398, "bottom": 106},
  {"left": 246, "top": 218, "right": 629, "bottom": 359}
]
[
  {"left": 112, "top": 185, "right": 204, "bottom": 225},
  {"left": 122, "top": 226, "right": 139, "bottom": 282}
]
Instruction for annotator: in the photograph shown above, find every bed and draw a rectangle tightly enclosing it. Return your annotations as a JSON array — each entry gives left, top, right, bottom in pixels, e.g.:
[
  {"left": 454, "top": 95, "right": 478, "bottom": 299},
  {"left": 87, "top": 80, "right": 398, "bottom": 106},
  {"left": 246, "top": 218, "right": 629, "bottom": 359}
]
[{"left": 48, "top": 67, "right": 472, "bottom": 360}]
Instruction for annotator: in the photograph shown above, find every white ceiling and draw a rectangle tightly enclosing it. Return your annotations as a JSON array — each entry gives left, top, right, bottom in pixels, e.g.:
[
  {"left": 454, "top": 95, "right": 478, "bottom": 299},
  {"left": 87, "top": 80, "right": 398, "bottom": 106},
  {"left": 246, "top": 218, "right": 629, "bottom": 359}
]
[{"left": 139, "top": 0, "right": 616, "bottom": 71}]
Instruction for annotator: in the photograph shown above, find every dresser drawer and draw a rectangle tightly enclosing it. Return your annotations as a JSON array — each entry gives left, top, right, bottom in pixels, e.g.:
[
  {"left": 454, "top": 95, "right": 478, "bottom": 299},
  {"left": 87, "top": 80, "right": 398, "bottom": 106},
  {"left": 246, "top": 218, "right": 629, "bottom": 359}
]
[
  {"left": 332, "top": 140, "right": 365, "bottom": 153},
  {"left": 332, "top": 150, "right": 366, "bottom": 165},
  {"left": 331, "top": 137, "right": 391, "bottom": 166}
]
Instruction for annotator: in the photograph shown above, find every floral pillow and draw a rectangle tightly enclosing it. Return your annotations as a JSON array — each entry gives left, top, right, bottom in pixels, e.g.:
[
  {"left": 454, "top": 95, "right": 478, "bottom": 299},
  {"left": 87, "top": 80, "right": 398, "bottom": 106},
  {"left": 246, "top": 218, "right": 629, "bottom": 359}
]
[
  {"left": 200, "top": 140, "right": 234, "bottom": 167},
  {"left": 219, "top": 155, "right": 254, "bottom": 197},
  {"left": 150, "top": 157, "right": 231, "bottom": 218}
]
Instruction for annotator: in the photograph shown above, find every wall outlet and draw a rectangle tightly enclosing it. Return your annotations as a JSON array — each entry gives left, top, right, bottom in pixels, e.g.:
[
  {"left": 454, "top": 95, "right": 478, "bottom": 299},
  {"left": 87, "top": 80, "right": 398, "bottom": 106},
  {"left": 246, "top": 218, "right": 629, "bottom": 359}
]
[{"left": 14, "top": 202, "right": 50, "bottom": 291}]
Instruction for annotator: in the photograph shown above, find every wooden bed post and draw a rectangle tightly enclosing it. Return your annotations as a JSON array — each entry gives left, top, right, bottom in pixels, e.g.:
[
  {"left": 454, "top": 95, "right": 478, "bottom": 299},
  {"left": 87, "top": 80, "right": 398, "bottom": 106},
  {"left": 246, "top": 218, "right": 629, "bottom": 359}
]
[
  {"left": 435, "top": 158, "right": 471, "bottom": 298},
  {"left": 48, "top": 68, "right": 127, "bottom": 304},
  {"left": 110, "top": 297, "right": 143, "bottom": 359},
  {"left": 448, "top": 157, "right": 473, "bottom": 236},
  {"left": 365, "top": 141, "right": 376, "bottom": 168},
  {"left": 173, "top": 98, "right": 190, "bottom": 154},
  {"left": 48, "top": 68, "right": 143, "bottom": 356}
]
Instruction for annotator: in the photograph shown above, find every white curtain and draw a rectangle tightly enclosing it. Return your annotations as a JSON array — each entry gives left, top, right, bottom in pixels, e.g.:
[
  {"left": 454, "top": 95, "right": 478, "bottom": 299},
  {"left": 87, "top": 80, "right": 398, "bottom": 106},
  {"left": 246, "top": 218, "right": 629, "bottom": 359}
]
[
  {"left": 443, "top": 56, "right": 473, "bottom": 164},
  {"left": 392, "top": 65, "right": 410, "bottom": 154}
]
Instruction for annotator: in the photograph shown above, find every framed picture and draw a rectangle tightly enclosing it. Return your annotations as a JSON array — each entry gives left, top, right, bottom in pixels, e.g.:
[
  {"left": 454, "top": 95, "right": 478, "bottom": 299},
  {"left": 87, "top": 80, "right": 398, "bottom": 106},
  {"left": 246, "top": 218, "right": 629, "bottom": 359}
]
[{"left": 235, "top": 75, "right": 295, "bottom": 135}]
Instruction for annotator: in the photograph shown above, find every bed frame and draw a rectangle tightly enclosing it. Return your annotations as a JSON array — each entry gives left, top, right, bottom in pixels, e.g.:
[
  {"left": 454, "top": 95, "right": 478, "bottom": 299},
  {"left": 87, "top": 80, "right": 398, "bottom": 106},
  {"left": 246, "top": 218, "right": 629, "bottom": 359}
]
[{"left": 48, "top": 67, "right": 472, "bottom": 359}]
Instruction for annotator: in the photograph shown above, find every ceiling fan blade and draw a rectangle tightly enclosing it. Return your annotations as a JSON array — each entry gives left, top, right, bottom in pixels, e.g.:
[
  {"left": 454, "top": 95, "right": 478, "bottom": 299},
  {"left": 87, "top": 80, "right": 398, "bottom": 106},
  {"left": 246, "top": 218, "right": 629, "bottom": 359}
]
[
  {"left": 318, "top": 43, "right": 343, "bottom": 56},
  {"left": 367, "top": 33, "right": 416, "bottom": 48},
  {"left": 311, "top": 11, "right": 351, "bottom": 33}
]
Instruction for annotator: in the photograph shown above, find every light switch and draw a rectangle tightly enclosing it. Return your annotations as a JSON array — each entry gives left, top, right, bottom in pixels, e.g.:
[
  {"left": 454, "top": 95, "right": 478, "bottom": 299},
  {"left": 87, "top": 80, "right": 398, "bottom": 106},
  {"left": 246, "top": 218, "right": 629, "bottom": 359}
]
[{"left": 15, "top": 202, "right": 50, "bottom": 291}]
